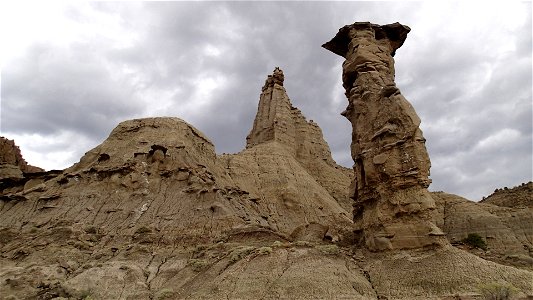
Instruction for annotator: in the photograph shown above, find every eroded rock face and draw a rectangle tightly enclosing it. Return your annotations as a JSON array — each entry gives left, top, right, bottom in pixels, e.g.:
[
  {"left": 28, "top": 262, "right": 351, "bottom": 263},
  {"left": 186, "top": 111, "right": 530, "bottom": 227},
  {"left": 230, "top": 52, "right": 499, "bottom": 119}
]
[
  {"left": 0, "top": 137, "right": 43, "bottom": 180},
  {"left": 323, "top": 22, "right": 446, "bottom": 251},
  {"left": 1, "top": 137, "right": 45, "bottom": 195},
  {"left": 246, "top": 67, "right": 354, "bottom": 212},
  {"left": 1, "top": 65, "right": 532, "bottom": 299},
  {"left": 246, "top": 67, "right": 336, "bottom": 164},
  {"left": 481, "top": 181, "right": 533, "bottom": 208},
  {"left": 0, "top": 78, "right": 360, "bottom": 299},
  {"left": 433, "top": 191, "right": 533, "bottom": 269}
]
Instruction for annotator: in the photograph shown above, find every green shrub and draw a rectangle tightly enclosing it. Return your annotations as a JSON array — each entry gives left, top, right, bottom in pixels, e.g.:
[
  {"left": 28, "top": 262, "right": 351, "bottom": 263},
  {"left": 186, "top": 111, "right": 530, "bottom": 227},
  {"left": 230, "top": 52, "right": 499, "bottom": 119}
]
[
  {"left": 316, "top": 244, "right": 340, "bottom": 255},
  {"left": 229, "top": 246, "right": 255, "bottom": 263},
  {"left": 84, "top": 225, "right": 97, "bottom": 234},
  {"left": 256, "top": 246, "right": 273, "bottom": 255},
  {"left": 294, "top": 240, "right": 312, "bottom": 247},
  {"left": 191, "top": 244, "right": 208, "bottom": 258},
  {"left": 79, "top": 289, "right": 94, "bottom": 300},
  {"left": 463, "top": 233, "right": 487, "bottom": 250},
  {"left": 187, "top": 259, "right": 210, "bottom": 272},
  {"left": 271, "top": 240, "right": 291, "bottom": 248},
  {"left": 478, "top": 283, "right": 517, "bottom": 300}
]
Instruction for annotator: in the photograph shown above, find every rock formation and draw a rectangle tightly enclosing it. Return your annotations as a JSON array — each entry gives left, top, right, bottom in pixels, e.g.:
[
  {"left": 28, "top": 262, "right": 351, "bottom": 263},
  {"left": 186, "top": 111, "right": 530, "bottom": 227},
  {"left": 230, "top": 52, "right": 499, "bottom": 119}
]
[
  {"left": 0, "top": 137, "right": 43, "bottom": 181},
  {"left": 0, "top": 137, "right": 43, "bottom": 173},
  {"left": 0, "top": 70, "right": 364, "bottom": 299},
  {"left": 323, "top": 22, "right": 446, "bottom": 251},
  {"left": 433, "top": 189, "right": 533, "bottom": 269},
  {"left": 0, "top": 115, "right": 352, "bottom": 243},
  {"left": 1, "top": 137, "right": 46, "bottom": 197},
  {"left": 246, "top": 67, "right": 354, "bottom": 212},
  {"left": 0, "top": 30, "right": 532, "bottom": 299},
  {"left": 481, "top": 181, "right": 533, "bottom": 208}
]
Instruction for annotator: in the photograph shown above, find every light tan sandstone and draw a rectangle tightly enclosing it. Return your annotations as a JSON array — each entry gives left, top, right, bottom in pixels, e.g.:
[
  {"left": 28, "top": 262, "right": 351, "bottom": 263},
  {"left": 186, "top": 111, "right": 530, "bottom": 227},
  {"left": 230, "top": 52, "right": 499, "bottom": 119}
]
[
  {"left": 481, "top": 181, "right": 533, "bottom": 208},
  {"left": 323, "top": 22, "right": 446, "bottom": 251},
  {"left": 433, "top": 191, "right": 533, "bottom": 269},
  {"left": 0, "top": 137, "right": 43, "bottom": 174},
  {"left": 246, "top": 67, "right": 354, "bottom": 212}
]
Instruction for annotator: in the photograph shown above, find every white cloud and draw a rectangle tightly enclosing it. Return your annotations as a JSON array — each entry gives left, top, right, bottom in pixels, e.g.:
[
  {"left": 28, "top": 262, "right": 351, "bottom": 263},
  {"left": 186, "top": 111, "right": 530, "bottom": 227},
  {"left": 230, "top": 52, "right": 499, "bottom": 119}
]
[
  {"left": 475, "top": 128, "right": 522, "bottom": 152},
  {"left": 4, "top": 131, "right": 95, "bottom": 170}
]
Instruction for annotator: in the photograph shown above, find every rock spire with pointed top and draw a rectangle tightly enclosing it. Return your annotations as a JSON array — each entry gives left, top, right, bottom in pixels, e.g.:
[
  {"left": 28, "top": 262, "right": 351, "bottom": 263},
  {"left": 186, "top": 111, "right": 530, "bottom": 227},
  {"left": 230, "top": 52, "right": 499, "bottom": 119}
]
[
  {"left": 246, "top": 67, "right": 332, "bottom": 161},
  {"left": 246, "top": 67, "right": 354, "bottom": 212},
  {"left": 323, "top": 22, "right": 446, "bottom": 251}
]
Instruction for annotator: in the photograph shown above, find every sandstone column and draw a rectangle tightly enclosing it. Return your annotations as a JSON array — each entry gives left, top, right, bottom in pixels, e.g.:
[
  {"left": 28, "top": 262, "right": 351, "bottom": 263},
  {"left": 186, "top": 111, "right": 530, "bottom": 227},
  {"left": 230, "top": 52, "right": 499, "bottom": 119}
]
[
  {"left": 246, "top": 67, "right": 296, "bottom": 151},
  {"left": 323, "top": 22, "right": 446, "bottom": 250},
  {"left": 245, "top": 68, "right": 354, "bottom": 212}
]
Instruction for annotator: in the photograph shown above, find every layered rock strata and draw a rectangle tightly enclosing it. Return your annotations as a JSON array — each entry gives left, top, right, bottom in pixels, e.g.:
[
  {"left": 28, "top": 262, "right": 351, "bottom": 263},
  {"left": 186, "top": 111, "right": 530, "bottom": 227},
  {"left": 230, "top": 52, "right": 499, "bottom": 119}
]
[
  {"left": 0, "top": 117, "right": 352, "bottom": 242},
  {"left": 0, "top": 71, "right": 362, "bottom": 299},
  {"left": 246, "top": 67, "right": 353, "bottom": 212},
  {"left": 481, "top": 181, "right": 533, "bottom": 208},
  {"left": 0, "top": 137, "right": 43, "bottom": 173},
  {"left": 1, "top": 56, "right": 532, "bottom": 298},
  {"left": 1, "top": 137, "right": 46, "bottom": 195},
  {"left": 433, "top": 191, "right": 533, "bottom": 269},
  {"left": 323, "top": 22, "right": 446, "bottom": 250},
  {"left": 0, "top": 137, "right": 43, "bottom": 181}
]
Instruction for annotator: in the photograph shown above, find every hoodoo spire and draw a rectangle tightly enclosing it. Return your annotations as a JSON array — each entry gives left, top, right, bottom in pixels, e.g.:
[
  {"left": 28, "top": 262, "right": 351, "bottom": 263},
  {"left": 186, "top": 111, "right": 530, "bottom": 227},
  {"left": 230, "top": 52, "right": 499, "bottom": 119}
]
[
  {"left": 323, "top": 22, "right": 446, "bottom": 251},
  {"left": 246, "top": 67, "right": 296, "bottom": 150},
  {"left": 245, "top": 67, "right": 354, "bottom": 212}
]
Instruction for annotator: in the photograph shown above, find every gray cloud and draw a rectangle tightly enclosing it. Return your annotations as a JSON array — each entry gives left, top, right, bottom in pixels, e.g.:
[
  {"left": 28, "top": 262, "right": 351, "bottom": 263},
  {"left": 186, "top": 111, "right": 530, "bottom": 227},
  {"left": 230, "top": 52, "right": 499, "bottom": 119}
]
[
  {"left": 2, "top": 42, "right": 144, "bottom": 140},
  {"left": 1, "top": 2, "right": 531, "bottom": 201}
]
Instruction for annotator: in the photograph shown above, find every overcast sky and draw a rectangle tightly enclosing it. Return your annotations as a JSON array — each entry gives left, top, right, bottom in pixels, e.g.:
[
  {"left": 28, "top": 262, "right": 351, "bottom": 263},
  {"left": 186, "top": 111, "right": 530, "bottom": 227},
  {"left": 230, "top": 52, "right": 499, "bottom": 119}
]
[{"left": 1, "top": 1, "right": 531, "bottom": 201}]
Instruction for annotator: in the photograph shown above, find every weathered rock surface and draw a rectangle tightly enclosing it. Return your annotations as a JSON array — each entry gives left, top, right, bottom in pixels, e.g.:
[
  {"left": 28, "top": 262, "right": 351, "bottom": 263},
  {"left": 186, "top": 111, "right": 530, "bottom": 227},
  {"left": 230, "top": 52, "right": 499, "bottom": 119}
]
[
  {"left": 220, "top": 143, "right": 353, "bottom": 241},
  {"left": 1, "top": 137, "right": 47, "bottom": 198},
  {"left": 1, "top": 29, "right": 532, "bottom": 300},
  {"left": 321, "top": 21, "right": 532, "bottom": 297},
  {"left": 0, "top": 137, "right": 43, "bottom": 174},
  {"left": 0, "top": 116, "right": 352, "bottom": 243},
  {"left": 433, "top": 191, "right": 533, "bottom": 269},
  {"left": 481, "top": 181, "right": 533, "bottom": 208},
  {"left": 0, "top": 163, "right": 23, "bottom": 181},
  {"left": 323, "top": 22, "right": 446, "bottom": 251},
  {"left": 0, "top": 71, "right": 363, "bottom": 299},
  {"left": 364, "top": 245, "right": 533, "bottom": 299},
  {"left": 246, "top": 67, "right": 354, "bottom": 212}
]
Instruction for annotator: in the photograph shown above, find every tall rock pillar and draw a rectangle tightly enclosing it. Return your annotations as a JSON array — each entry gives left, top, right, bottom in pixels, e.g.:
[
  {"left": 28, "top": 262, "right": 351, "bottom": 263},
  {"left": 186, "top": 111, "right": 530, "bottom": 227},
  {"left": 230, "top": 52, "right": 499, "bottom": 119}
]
[
  {"left": 245, "top": 68, "right": 355, "bottom": 212},
  {"left": 323, "top": 22, "right": 446, "bottom": 250},
  {"left": 246, "top": 67, "right": 297, "bottom": 151}
]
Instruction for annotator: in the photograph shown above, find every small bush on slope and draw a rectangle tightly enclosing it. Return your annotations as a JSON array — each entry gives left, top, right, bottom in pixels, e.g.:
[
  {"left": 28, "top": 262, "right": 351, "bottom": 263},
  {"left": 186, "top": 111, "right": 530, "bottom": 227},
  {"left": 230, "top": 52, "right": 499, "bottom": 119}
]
[
  {"left": 479, "top": 283, "right": 517, "bottom": 300},
  {"left": 463, "top": 233, "right": 487, "bottom": 250}
]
